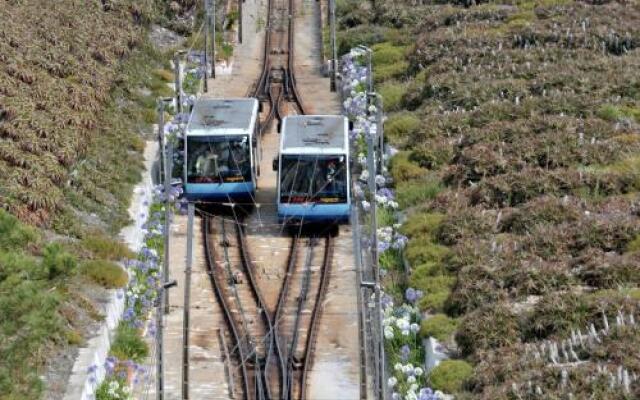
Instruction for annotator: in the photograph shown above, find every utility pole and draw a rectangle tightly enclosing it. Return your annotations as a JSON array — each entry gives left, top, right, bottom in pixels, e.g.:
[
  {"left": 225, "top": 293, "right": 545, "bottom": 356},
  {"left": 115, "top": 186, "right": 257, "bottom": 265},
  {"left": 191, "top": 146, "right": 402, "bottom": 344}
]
[
  {"left": 173, "top": 54, "right": 181, "bottom": 114},
  {"left": 182, "top": 203, "right": 194, "bottom": 400},
  {"left": 162, "top": 97, "right": 173, "bottom": 315},
  {"left": 174, "top": 51, "right": 186, "bottom": 114},
  {"left": 374, "top": 93, "right": 384, "bottom": 173},
  {"left": 210, "top": 0, "right": 216, "bottom": 79},
  {"left": 155, "top": 285, "right": 164, "bottom": 400},
  {"left": 329, "top": 0, "right": 337, "bottom": 92},
  {"left": 238, "top": 0, "right": 243, "bottom": 44},
  {"left": 203, "top": 0, "right": 210, "bottom": 92},
  {"left": 157, "top": 100, "right": 165, "bottom": 186}
]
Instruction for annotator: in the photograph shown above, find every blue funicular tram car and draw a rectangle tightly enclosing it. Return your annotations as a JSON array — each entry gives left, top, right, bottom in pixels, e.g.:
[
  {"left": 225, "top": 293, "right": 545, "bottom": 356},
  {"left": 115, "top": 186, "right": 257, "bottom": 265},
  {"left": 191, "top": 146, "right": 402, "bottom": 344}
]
[
  {"left": 184, "top": 98, "right": 260, "bottom": 203},
  {"left": 275, "top": 115, "right": 351, "bottom": 224}
]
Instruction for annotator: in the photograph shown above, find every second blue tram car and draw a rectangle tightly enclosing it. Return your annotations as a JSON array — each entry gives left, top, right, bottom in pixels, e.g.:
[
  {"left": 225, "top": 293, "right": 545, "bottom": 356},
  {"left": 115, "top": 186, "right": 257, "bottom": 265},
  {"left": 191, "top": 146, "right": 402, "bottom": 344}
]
[
  {"left": 184, "top": 98, "right": 260, "bottom": 202},
  {"left": 275, "top": 115, "right": 351, "bottom": 224}
]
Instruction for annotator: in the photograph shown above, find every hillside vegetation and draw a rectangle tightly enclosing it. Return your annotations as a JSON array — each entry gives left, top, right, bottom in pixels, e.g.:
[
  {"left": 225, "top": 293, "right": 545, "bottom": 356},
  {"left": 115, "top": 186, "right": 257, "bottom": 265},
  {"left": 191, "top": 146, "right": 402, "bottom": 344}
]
[
  {"left": 0, "top": 0, "right": 198, "bottom": 398},
  {"left": 0, "top": 0, "right": 167, "bottom": 230},
  {"left": 337, "top": 0, "right": 640, "bottom": 398}
]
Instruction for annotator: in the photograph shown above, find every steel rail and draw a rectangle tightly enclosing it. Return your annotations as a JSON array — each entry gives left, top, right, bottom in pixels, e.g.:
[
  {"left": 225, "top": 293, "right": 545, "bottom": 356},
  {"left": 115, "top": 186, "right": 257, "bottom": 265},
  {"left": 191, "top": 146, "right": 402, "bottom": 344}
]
[
  {"left": 235, "top": 223, "right": 285, "bottom": 400},
  {"left": 271, "top": 235, "right": 300, "bottom": 398},
  {"left": 300, "top": 236, "right": 333, "bottom": 400},
  {"left": 285, "top": 238, "right": 316, "bottom": 400},
  {"left": 202, "top": 217, "right": 252, "bottom": 399}
]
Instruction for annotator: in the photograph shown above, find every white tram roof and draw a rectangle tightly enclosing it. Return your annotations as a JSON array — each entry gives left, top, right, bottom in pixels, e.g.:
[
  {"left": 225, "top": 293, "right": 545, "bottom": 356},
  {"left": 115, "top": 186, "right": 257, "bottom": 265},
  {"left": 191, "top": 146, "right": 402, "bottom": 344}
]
[
  {"left": 186, "top": 97, "right": 258, "bottom": 136},
  {"left": 280, "top": 115, "right": 348, "bottom": 155}
]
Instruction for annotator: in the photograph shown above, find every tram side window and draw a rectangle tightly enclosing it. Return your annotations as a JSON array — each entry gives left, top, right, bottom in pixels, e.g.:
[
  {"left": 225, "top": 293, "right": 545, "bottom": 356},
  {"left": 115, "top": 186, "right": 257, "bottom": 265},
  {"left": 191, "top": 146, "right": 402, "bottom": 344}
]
[
  {"left": 187, "top": 136, "right": 251, "bottom": 183},
  {"left": 280, "top": 155, "right": 347, "bottom": 203}
]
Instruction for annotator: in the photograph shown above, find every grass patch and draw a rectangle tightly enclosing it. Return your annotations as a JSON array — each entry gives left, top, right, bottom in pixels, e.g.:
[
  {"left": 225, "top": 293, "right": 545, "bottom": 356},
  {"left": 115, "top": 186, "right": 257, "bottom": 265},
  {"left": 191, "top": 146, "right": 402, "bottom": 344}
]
[
  {"left": 597, "top": 104, "right": 640, "bottom": 122},
  {"left": 81, "top": 259, "right": 129, "bottom": 288},
  {"left": 626, "top": 234, "right": 640, "bottom": 253},
  {"left": 81, "top": 233, "right": 135, "bottom": 261},
  {"left": 0, "top": 209, "right": 39, "bottom": 250},
  {"left": 396, "top": 177, "right": 443, "bottom": 209},
  {"left": 374, "top": 61, "right": 409, "bottom": 85},
  {"left": 385, "top": 112, "right": 421, "bottom": 143},
  {"left": 420, "top": 314, "right": 459, "bottom": 341},
  {"left": 410, "top": 274, "right": 456, "bottom": 312},
  {"left": 371, "top": 42, "right": 408, "bottom": 66},
  {"left": 110, "top": 323, "right": 149, "bottom": 363},
  {"left": 389, "top": 152, "right": 427, "bottom": 183},
  {"left": 428, "top": 360, "right": 473, "bottom": 394},
  {"left": 401, "top": 212, "right": 445, "bottom": 239},
  {"left": 378, "top": 80, "right": 408, "bottom": 112}
]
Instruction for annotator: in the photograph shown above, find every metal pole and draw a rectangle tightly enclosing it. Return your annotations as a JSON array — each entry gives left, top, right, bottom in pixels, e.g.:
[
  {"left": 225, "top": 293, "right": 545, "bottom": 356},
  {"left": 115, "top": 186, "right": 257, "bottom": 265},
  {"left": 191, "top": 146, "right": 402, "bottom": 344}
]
[
  {"left": 375, "top": 94, "right": 384, "bottom": 173},
  {"left": 173, "top": 53, "right": 183, "bottom": 114},
  {"left": 182, "top": 203, "right": 194, "bottom": 400},
  {"left": 163, "top": 123, "right": 172, "bottom": 315},
  {"left": 329, "top": 0, "right": 337, "bottom": 92},
  {"left": 203, "top": 0, "right": 209, "bottom": 93},
  {"left": 238, "top": 0, "right": 243, "bottom": 44},
  {"left": 366, "top": 90, "right": 386, "bottom": 400},
  {"left": 156, "top": 288, "right": 164, "bottom": 400},
  {"left": 367, "top": 49, "right": 373, "bottom": 93},
  {"left": 210, "top": 7, "right": 216, "bottom": 79},
  {"left": 157, "top": 100, "right": 165, "bottom": 186}
]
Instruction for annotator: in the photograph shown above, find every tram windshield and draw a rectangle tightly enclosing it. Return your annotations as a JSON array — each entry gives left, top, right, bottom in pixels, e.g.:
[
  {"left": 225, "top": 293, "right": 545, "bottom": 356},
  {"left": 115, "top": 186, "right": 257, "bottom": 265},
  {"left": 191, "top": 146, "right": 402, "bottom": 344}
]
[
  {"left": 186, "top": 135, "right": 251, "bottom": 183},
  {"left": 279, "top": 154, "right": 347, "bottom": 203}
]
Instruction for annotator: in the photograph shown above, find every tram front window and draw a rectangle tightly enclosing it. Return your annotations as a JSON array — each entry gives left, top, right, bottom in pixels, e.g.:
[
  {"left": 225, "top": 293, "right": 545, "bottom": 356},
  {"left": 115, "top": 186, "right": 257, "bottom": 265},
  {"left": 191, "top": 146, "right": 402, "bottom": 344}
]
[
  {"left": 279, "top": 155, "right": 347, "bottom": 203},
  {"left": 187, "top": 135, "right": 251, "bottom": 183}
]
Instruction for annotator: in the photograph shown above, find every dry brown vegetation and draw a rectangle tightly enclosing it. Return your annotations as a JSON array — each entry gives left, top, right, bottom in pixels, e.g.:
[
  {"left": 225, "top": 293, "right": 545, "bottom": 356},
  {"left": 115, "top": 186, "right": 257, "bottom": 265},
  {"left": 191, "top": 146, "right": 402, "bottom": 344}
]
[
  {"left": 338, "top": 0, "right": 640, "bottom": 397},
  {"left": 0, "top": 0, "right": 161, "bottom": 228}
]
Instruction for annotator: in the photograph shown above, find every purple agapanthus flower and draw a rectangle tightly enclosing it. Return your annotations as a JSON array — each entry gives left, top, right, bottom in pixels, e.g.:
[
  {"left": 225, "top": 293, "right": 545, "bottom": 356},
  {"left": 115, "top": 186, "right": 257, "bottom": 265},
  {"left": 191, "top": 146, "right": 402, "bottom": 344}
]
[{"left": 400, "top": 344, "right": 411, "bottom": 362}]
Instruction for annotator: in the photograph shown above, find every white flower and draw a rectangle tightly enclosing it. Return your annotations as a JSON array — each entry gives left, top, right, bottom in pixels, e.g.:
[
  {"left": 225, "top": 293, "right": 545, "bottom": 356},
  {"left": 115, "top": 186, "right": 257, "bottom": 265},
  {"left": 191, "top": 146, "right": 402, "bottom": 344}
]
[
  {"left": 410, "top": 383, "right": 419, "bottom": 392},
  {"left": 387, "top": 377, "right": 398, "bottom": 388},
  {"left": 414, "top": 367, "right": 424, "bottom": 376},
  {"left": 375, "top": 174, "right": 386, "bottom": 186},
  {"left": 389, "top": 201, "right": 399, "bottom": 209},
  {"left": 361, "top": 200, "right": 371, "bottom": 212},
  {"left": 402, "top": 329, "right": 410, "bottom": 336},
  {"left": 407, "top": 376, "right": 416, "bottom": 384},
  {"left": 384, "top": 326, "right": 394, "bottom": 339},
  {"left": 396, "top": 318, "right": 410, "bottom": 331},
  {"left": 403, "top": 364, "right": 414, "bottom": 375},
  {"left": 394, "top": 363, "right": 403, "bottom": 372},
  {"left": 410, "top": 323, "right": 420, "bottom": 333},
  {"left": 405, "top": 391, "right": 418, "bottom": 400}
]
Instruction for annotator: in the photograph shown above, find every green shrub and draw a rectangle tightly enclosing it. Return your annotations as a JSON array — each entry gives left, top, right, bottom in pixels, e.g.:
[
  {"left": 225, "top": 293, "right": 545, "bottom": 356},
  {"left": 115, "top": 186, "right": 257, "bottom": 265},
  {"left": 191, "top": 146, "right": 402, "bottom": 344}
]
[
  {"left": 401, "top": 212, "right": 446, "bottom": 239},
  {"left": 378, "top": 81, "right": 408, "bottom": 112},
  {"left": 110, "top": 323, "right": 148, "bottom": 362},
  {"left": 597, "top": 104, "right": 640, "bottom": 122},
  {"left": 385, "top": 112, "right": 421, "bottom": 143},
  {"left": 377, "top": 207, "right": 396, "bottom": 228},
  {"left": 406, "top": 241, "right": 451, "bottom": 267},
  {"left": 0, "top": 210, "right": 39, "bottom": 250},
  {"left": 420, "top": 314, "right": 458, "bottom": 341},
  {"left": 429, "top": 360, "right": 473, "bottom": 393},
  {"left": 412, "top": 261, "right": 446, "bottom": 279},
  {"left": 372, "top": 42, "right": 407, "bottom": 66},
  {"left": 411, "top": 275, "right": 456, "bottom": 312},
  {"left": 42, "top": 243, "right": 77, "bottom": 279},
  {"left": 390, "top": 152, "right": 426, "bottom": 183},
  {"left": 374, "top": 61, "right": 409, "bottom": 84},
  {"left": 81, "top": 260, "right": 128, "bottom": 288},
  {"left": 396, "top": 177, "right": 443, "bottom": 208},
  {"left": 81, "top": 233, "right": 134, "bottom": 261},
  {"left": 626, "top": 234, "right": 640, "bottom": 253}
]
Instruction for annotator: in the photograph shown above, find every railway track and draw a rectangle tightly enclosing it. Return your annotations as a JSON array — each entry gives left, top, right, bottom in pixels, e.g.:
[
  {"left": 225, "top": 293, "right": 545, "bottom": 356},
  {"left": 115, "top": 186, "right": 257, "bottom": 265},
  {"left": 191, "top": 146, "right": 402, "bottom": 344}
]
[
  {"left": 250, "top": 0, "right": 307, "bottom": 134},
  {"left": 190, "top": 0, "right": 336, "bottom": 398},
  {"left": 203, "top": 215, "right": 333, "bottom": 400}
]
